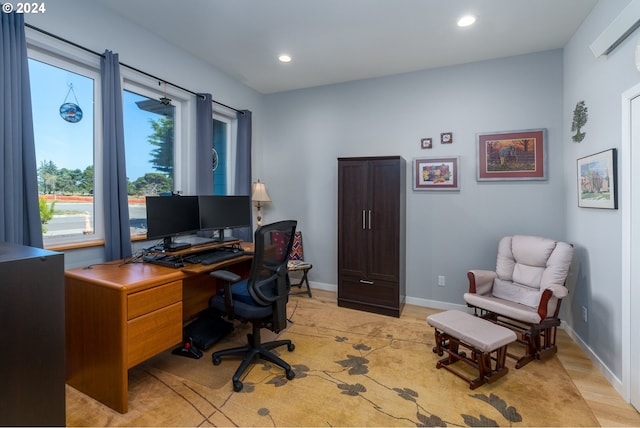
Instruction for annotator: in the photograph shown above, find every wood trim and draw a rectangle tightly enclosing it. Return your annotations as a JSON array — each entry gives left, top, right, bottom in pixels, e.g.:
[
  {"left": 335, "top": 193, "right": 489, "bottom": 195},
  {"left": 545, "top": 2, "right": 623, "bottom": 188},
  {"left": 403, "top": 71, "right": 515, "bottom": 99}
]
[
  {"left": 537, "top": 289, "right": 552, "bottom": 320},
  {"left": 45, "top": 239, "right": 105, "bottom": 251},
  {"left": 467, "top": 272, "right": 477, "bottom": 293}
]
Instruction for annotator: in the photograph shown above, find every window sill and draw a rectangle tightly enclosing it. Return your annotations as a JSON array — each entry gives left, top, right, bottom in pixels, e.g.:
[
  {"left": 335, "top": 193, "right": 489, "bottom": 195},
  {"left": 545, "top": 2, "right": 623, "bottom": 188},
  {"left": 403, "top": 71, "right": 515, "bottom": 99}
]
[
  {"left": 45, "top": 234, "right": 148, "bottom": 252},
  {"left": 45, "top": 239, "right": 105, "bottom": 252}
]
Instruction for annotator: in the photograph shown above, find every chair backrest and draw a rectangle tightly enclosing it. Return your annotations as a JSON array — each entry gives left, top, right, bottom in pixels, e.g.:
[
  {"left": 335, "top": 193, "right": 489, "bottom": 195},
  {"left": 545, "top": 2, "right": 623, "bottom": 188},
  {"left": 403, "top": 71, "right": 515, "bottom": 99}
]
[
  {"left": 493, "top": 235, "right": 573, "bottom": 309},
  {"left": 247, "top": 220, "right": 297, "bottom": 330}
]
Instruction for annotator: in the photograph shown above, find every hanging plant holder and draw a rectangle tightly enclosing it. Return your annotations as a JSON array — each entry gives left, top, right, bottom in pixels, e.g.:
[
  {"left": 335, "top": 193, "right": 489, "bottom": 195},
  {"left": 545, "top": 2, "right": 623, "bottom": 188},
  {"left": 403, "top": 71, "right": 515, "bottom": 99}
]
[{"left": 59, "top": 83, "right": 83, "bottom": 123}]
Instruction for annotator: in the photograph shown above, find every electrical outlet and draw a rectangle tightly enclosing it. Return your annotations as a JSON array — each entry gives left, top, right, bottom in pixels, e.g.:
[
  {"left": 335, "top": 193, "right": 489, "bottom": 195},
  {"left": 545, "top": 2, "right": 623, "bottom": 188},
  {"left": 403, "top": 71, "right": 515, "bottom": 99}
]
[
  {"left": 582, "top": 306, "right": 588, "bottom": 322},
  {"left": 438, "top": 276, "right": 445, "bottom": 287}
]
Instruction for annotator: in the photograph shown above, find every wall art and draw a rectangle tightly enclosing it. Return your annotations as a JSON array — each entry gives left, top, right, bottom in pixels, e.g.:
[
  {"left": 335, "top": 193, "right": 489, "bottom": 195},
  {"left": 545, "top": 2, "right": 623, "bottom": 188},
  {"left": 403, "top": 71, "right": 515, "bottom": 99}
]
[
  {"left": 571, "top": 101, "right": 588, "bottom": 143},
  {"left": 413, "top": 156, "right": 459, "bottom": 191},
  {"left": 476, "top": 128, "right": 547, "bottom": 181},
  {"left": 421, "top": 138, "right": 432, "bottom": 149},
  {"left": 577, "top": 148, "right": 617, "bottom": 209},
  {"left": 440, "top": 132, "right": 453, "bottom": 144}
]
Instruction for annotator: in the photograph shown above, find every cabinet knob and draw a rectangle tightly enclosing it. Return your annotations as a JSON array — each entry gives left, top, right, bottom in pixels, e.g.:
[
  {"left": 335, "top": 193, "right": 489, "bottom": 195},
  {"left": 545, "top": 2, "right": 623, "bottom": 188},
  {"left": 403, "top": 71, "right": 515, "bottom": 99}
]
[{"left": 359, "top": 279, "right": 374, "bottom": 285}]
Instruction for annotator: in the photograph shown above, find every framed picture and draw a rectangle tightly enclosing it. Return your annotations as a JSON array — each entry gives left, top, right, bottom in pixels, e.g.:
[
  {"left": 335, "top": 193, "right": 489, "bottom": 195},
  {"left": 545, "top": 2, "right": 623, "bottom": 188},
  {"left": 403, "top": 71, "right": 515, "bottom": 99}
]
[
  {"left": 476, "top": 128, "right": 547, "bottom": 181},
  {"left": 441, "top": 132, "right": 453, "bottom": 144},
  {"left": 413, "top": 156, "right": 459, "bottom": 191},
  {"left": 421, "top": 138, "right": 432, "bottom": 149},
  {"left": 577, "top": 148, "right": 618, "bottom": 209}
]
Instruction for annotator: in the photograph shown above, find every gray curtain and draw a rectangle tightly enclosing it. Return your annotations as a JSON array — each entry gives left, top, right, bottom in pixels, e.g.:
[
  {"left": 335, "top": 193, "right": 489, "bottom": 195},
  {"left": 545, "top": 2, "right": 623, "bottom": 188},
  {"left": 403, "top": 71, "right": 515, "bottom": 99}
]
[
  {"left": 0, "top": 12, "right": 43, "bottom": 247},
  {"left": 101, "top": 50, "right": 131, "bottom": 260},
  {"left": 234, "top": 110, "right": 253, "bottom": 242},
  {"left": 196, "top": 93, "right": 213, "bottom": 195}
]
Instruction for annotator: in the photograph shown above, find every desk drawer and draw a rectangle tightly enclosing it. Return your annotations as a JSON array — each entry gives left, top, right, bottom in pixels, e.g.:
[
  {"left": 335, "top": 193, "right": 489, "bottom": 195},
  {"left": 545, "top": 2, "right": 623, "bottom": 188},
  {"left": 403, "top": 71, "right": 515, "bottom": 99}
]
[
  {"left": 127, "top": 280, "right": 182, "bottom": 320},
  {"left": 127, "top": 302, "right": 182, "bottom": 368}
]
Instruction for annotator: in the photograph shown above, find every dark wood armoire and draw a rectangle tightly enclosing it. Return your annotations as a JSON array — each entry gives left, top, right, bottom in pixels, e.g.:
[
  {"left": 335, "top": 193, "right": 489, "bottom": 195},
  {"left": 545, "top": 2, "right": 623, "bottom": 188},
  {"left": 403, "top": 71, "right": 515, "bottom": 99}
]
[
  {"left": 0, "top": 242, "right": 65, "bottom": 426},
  {"left": 337, "top": 156, "right": 406, "bottom": 317}
]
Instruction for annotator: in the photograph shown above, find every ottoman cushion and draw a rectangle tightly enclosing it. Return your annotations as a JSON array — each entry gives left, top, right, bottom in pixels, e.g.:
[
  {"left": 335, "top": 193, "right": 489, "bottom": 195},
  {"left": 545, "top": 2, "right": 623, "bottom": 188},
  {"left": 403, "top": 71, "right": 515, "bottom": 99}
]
[{"left": 427, "top": 310, "right": 516, "bottom": 353}]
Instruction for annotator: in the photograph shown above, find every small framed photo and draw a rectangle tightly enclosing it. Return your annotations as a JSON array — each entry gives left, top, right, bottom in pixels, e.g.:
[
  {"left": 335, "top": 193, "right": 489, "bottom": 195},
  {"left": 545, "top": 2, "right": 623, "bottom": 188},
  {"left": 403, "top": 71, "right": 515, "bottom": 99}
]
[
  {"left": 476, "top": 128, "right": 547, "bottom": 181},
  {"left": 421, "top": 138, "right": 432, "bottom": 149},
  {"left": 413, "top": 156, "right": 460, "bottom": 191},
  {"left": 441, "top": 132, "right": 453, "bottom": 144},
  {"left": 577, "top": 148, "right": 617, "bottom": 209}
]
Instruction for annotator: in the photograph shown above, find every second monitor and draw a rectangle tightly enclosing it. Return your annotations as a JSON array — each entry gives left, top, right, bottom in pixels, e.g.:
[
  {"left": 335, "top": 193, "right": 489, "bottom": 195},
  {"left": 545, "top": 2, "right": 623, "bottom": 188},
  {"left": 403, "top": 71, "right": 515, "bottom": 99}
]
[{"left": 198, "top": 195, "right": 251, "bottom": 242}]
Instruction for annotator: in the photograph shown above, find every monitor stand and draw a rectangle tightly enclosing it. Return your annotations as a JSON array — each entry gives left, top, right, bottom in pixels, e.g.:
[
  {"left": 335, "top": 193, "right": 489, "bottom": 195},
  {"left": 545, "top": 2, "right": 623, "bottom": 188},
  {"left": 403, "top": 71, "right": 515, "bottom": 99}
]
[{"left": 213, "top": 228, "right": 237, "bottom": 243}]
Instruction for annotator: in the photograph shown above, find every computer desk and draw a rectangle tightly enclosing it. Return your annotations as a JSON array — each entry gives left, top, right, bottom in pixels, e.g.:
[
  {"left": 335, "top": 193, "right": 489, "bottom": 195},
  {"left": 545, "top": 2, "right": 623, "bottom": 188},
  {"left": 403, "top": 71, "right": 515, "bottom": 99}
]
[{"left": 64, "top": 241, "right": 252, "bottom": 414}]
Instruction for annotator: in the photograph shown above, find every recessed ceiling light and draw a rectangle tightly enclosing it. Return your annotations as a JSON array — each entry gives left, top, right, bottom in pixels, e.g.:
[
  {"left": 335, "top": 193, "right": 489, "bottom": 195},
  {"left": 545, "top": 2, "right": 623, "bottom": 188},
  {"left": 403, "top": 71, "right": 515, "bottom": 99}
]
[
  {"left": 457, "top": 15, "right": 476, "bottom": 27},
  {"left": 278, "top": 54, "right": 292, "bottom": 63}
]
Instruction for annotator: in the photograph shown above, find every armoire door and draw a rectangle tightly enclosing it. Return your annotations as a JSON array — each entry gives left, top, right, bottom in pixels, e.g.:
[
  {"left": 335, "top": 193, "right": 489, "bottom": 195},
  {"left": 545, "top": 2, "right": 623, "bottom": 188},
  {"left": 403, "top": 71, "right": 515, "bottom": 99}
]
[
  {"left": 337, "top": 159, "right": 368, "bottom": 279},
  {"left": 367, "top": 158, "right": 400, "bottom": 283}
]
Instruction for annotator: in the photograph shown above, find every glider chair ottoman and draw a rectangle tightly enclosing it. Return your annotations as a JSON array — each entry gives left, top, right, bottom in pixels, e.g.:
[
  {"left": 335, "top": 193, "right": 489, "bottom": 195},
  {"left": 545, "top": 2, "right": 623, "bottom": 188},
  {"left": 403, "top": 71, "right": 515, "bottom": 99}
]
[{"left": 463, "top": 235, "right": 574, "bottom": 368}]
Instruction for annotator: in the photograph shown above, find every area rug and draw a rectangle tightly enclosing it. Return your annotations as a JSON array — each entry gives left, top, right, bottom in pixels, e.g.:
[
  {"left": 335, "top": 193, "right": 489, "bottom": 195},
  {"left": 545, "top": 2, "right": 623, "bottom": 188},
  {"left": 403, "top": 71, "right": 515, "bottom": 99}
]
[{"left": 66, "top": 297, "right": 599, "bottom": 427}]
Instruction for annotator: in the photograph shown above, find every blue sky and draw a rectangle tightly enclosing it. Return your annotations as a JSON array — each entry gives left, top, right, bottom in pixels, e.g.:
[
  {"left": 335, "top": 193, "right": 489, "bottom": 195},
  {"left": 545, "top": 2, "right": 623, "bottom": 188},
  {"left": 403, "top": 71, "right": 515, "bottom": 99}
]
[{"left": 29, "top": 58, "right": 165, "bottom": 181}]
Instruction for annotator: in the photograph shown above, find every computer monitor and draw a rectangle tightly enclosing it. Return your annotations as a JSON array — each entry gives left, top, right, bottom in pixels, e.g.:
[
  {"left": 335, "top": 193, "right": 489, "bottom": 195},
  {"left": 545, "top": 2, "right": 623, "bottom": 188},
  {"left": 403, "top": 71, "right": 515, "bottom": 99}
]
[
  {"left": 145, "top": 195, "right": 200, "bottom": 250},
  {"left": 198, "top": 195, "right": 251, "bottom": 242}
]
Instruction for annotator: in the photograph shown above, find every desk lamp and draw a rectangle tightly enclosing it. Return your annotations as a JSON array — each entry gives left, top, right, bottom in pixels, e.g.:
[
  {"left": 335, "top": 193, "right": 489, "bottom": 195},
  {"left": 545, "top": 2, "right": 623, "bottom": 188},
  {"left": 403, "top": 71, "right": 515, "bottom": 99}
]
[{"left": 251, "top": 179, "right": 271, "bottom": 227}]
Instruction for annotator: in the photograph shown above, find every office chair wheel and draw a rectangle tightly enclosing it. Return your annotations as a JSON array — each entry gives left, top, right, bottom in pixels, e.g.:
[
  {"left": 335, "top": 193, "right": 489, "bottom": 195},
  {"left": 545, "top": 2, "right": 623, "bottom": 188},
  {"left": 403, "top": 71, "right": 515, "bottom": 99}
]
[
  {"left": 233, "top": 380, "right": 243, "bottom": 392},
  {"left": 287, "top": 343, "right": 295, "bottom": 352},
  {"left": 212, "top": 355, "right": 221, "bottom": 365},
  {"left": 286, "top": 369, "right": 295, "bottom": 380}
]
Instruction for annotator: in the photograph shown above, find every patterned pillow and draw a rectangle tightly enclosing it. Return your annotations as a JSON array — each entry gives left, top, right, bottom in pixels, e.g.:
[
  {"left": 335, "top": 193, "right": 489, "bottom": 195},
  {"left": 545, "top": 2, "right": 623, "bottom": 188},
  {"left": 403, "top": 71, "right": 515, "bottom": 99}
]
[{"left": 289, "top": 231, "right": 304, "bottom": 260}]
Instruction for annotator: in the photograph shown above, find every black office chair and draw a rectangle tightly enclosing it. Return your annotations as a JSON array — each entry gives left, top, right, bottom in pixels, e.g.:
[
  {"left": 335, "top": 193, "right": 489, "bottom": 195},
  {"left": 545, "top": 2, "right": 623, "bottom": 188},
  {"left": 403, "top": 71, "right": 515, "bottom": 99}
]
[{"left": 208, "top": 220, "right": 297, "bottom": 392}]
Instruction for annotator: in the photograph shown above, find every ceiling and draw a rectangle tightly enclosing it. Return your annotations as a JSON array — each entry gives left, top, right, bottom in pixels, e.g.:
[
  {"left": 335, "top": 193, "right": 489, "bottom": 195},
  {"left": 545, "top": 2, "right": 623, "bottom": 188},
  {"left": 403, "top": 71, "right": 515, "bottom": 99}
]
[{"left": 96, "top": 0, "right": 598, "bottom": 94}]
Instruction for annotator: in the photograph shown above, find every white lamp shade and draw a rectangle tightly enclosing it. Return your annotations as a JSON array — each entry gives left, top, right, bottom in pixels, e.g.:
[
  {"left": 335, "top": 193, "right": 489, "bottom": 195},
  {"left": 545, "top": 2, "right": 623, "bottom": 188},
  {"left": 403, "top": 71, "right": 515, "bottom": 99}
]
[{"left": 252, "top": 181, "right": 271, "bottom": 203}]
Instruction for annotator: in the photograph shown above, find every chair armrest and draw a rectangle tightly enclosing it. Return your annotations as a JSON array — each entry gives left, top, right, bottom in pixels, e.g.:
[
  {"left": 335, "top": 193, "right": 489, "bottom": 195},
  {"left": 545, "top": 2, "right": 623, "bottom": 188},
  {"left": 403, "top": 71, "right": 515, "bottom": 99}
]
[
  {"left": 209, "top": 270, "right": 241, "bottom": 317},
  {"left": 536, "top": 285, "right": 568, "bottom": 320},
  {"left": 545, "top": 284, "right": 569, "bottom": 299},
  {"left": 209, "top": 270, "right": 241, "bottom": 283},
  {"left": 467, "top": 270, "right": 497, "bottom": 295}
]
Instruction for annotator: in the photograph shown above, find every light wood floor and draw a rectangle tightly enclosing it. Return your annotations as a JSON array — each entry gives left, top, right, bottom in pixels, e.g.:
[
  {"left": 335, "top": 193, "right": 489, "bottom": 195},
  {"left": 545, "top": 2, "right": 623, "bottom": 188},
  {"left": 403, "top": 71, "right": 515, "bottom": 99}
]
[{"left": 307, "top": 289, "right": 640, "bottom": 427}]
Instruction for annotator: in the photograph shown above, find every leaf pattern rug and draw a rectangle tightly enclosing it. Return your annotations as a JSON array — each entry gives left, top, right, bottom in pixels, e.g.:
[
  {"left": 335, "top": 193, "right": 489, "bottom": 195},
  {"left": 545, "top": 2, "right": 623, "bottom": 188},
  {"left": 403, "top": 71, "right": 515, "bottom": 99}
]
[{"left": 66, "top": 297, "right": 599, "bottom": 427}]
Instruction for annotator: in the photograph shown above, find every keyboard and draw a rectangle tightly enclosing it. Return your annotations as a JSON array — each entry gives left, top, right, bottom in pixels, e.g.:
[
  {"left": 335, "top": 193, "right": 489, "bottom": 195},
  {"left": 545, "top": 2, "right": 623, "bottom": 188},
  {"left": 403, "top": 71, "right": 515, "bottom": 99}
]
[{"left": 184, "top": 248, "right": 244, "bottom": 265}]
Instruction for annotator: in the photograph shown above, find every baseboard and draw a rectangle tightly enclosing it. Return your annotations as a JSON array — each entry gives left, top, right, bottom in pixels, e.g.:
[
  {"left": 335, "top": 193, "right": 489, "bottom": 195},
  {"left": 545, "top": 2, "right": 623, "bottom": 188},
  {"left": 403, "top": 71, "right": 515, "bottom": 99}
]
[
  {"left": 308, "top": 281, "right": 336, "bottom": 292},
  {"left": 310, "top": 282, "right": 468, "bottom": 312},
  {"left": 560, "top": 321, "right": 626, "bottom": 400},
  {"left": 405, "top": 296, "right": 469, "bottom": 312}
]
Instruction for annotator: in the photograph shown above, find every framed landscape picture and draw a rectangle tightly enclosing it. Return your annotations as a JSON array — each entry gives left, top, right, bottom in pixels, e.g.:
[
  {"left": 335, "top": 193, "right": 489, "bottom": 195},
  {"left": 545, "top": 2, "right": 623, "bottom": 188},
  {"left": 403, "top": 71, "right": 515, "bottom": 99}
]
[
  {"left": 413, "top": 156, "right": 459, "bottom": 191},
  {"left": 577, "top": 149, "right": 617, "bottom": 209},
  {"left": 476, "top": 128, "right": 547, "bottom": 181}
]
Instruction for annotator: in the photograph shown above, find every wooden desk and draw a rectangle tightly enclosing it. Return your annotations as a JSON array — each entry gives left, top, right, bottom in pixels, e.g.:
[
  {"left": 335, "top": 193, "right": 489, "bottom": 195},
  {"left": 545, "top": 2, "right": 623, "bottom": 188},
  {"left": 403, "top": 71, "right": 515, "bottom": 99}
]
[{"left": 65, "top": 249, "right": 251, "bottom": 414}]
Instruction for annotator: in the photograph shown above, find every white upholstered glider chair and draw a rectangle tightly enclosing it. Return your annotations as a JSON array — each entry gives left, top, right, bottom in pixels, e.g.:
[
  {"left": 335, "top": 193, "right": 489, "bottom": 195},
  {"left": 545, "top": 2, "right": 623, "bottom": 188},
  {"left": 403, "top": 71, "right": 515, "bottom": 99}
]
[{"left": 464, "top": 235, "right": 574, "bottom": 368}]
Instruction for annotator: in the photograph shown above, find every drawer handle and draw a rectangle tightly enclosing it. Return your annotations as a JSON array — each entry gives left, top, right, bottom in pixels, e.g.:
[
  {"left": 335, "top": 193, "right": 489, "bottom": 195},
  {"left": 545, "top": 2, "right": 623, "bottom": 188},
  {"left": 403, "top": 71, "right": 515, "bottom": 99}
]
[{"left": 359, "top": 279, "right": 374, "bottom": 285}]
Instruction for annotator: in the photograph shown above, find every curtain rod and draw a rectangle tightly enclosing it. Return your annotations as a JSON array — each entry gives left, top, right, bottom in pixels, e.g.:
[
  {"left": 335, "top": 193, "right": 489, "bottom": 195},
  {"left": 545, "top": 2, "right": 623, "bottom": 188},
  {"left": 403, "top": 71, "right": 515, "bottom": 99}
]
[{"left": 25, "top": 23, "right": 243, "bottom": 114}]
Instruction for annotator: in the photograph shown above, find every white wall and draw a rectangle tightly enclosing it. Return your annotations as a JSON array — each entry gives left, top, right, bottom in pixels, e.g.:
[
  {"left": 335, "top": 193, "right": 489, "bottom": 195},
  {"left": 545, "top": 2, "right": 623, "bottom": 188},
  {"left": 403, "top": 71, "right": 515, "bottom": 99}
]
[
  {"left": 262, "top": 50, "right": 567, "bottom": 307},
  {"left": 563, "top": 0, "right": 638, "bottom": 384}
]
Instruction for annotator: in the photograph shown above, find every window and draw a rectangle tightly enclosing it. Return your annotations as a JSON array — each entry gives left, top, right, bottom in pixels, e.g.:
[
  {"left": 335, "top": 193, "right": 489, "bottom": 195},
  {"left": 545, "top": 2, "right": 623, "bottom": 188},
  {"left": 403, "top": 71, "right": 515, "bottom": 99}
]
[
  {"left": 121, "top": 74, "right": 189, "bottom": 238},
  {"left": 213, "top": 117, "right": 228, "bottom": 195},
  {"left": 212, "top": 112, "right": 237, "bottom": 195},
  {"left": 123, "top": 88, "right": 176, "bottom": 237},
  {"left": 28, "top": 51, "right": 100, "bottom": 247}
]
